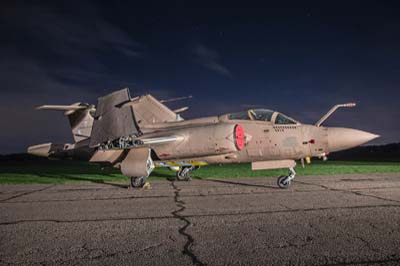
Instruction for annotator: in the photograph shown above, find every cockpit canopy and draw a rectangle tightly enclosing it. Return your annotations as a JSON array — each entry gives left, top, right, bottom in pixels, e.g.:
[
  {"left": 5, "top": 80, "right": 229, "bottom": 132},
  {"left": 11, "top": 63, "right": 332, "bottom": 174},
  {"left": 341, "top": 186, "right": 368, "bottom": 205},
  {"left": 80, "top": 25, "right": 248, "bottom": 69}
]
[{"left": 227, "top": 109, "right": 298, "bottom": 125}]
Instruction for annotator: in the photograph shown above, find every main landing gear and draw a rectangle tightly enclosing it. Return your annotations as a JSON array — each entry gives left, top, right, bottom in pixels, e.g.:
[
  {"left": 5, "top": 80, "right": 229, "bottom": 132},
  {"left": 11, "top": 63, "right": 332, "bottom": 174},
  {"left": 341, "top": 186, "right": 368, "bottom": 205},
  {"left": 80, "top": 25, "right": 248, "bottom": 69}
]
[
  {"left": 277, "top": 167, "right": 296, "bottom": 189},
  {"left": 130, "top": 176, "right": 147, "bottom": 188},
  {"left": 176, "top": 166, "right": 199, "bottom": 181}
]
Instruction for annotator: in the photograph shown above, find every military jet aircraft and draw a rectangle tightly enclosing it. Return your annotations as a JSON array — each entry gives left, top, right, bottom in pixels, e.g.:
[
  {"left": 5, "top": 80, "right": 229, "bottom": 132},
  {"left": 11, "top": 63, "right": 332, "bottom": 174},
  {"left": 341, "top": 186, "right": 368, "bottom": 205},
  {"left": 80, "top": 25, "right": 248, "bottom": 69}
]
[{"left": 28, "top": 88, "right": 379, "bottom": 188}]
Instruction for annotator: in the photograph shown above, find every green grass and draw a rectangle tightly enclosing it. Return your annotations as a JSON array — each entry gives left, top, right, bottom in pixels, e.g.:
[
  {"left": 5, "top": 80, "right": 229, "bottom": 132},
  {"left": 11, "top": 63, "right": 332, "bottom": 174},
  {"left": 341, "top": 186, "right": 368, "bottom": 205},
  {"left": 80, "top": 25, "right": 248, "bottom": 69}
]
[{"left": 0, "top": 159, "right": 399, "bottom": 184}]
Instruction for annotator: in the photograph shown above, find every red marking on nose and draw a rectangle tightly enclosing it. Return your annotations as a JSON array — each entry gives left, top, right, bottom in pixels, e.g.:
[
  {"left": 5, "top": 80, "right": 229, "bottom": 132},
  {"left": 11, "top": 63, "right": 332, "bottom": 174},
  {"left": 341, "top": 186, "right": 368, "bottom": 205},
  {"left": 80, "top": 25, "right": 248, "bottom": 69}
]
[
  {"left": 309, "top": 139, "right": 315, "bottom": 144},
  {"left": 235, "top": 124, "right": 245, "bottom": 150}
]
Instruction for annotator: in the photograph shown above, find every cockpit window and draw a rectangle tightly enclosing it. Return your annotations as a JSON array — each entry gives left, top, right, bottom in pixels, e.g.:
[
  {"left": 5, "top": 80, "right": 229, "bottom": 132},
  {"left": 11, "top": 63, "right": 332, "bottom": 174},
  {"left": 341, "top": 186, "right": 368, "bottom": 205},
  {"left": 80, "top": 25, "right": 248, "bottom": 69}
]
[
  {"left": 275, "top": 113, "right": 296, "bottom": 124},
  {"left": 228, "top": 111, "right": 251, "bottom": 120},
  {"left": 250, "top": 109, "right": 274, "bottom": 122}
]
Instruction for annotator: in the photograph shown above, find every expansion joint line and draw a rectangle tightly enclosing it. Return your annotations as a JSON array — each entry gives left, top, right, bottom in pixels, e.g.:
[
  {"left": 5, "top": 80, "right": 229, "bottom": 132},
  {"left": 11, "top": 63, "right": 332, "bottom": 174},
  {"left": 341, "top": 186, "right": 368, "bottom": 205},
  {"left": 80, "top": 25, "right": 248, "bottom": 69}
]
[
  {"left": 294, "top": 180, "right": 400, "bottom": 204},
  {"left": 0, "top": 184, "right": 56, "bottom": 202},
  {"left": 170, "top": 181, "right": 205, "bottom": 266}
]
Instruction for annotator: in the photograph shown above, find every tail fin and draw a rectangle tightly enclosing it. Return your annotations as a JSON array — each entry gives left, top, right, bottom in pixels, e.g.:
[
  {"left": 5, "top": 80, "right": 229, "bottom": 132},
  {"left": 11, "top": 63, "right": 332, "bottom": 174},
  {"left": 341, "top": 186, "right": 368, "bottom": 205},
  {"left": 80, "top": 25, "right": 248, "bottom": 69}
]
[{"left": 37, "top": 103, "right": 94, "bottom": 142}]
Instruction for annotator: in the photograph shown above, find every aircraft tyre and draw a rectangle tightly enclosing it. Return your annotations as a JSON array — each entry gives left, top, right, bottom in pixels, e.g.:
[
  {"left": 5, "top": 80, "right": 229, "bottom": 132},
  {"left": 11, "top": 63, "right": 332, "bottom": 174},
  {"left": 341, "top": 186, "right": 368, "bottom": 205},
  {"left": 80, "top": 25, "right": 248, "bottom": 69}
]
[
  {"left": 277, "top": 175, "right": 290, "bottom": 189},
  {"left": 130, "top": 176, "right": 147, "bottom": 188},
  {"left": 176, "top": 167, "right": 191, "bottom": 181},
  {"left": 277, "top": 167, "right": 296, "bottom": 189}
]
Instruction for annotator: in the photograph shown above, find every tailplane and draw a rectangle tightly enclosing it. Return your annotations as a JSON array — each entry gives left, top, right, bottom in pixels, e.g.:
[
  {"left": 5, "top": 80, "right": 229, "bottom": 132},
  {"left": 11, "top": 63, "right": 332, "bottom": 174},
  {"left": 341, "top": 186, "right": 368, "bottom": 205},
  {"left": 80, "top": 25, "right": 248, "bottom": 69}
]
[{"left": 36, "top": 103, "right": 95, "bottom": 142}]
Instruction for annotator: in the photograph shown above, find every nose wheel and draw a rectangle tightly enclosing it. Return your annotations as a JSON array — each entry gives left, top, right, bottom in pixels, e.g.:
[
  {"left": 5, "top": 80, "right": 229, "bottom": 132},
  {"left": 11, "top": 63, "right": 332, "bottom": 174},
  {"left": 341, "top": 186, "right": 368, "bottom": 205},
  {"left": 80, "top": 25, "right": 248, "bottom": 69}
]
[{"left": 277, "top": 167, "right": 296, "bottom": 189}]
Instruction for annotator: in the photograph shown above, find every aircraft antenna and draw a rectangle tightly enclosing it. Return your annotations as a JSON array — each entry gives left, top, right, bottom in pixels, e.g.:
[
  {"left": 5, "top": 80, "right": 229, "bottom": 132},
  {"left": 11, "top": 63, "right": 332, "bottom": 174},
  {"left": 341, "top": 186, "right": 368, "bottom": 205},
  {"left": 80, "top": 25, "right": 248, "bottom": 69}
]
[{"left": 160, "top": 95, "right": 193, "bottom": 103}]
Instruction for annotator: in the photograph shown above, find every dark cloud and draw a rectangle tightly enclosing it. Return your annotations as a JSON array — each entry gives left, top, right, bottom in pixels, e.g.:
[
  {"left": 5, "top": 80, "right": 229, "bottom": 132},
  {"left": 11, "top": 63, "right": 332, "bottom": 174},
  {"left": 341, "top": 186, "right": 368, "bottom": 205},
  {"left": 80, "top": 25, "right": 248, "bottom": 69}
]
[
  {"left": 0, "top": 1, "right": 143, "bottom": 90},
  {"left": 1, "top": 2, "right": 142, "bottom": 58},
  {"left": 193, "top": 44, "right": 232, "bottom": 78}
]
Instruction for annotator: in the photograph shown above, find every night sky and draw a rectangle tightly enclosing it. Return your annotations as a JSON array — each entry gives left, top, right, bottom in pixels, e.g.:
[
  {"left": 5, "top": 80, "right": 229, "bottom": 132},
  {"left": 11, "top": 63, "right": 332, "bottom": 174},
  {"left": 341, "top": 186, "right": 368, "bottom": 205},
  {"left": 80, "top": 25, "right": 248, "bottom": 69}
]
[{"left": 1, "top": 2, "right": 399, "bottom": 154}]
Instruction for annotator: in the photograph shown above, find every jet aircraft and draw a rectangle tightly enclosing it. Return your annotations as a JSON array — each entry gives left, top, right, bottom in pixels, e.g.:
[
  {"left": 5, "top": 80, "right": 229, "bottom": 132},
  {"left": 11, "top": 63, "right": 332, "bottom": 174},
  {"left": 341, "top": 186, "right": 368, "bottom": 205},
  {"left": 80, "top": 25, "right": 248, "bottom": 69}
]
[{"left": 28, "top": 88, "right": 379, "bottom": 188}]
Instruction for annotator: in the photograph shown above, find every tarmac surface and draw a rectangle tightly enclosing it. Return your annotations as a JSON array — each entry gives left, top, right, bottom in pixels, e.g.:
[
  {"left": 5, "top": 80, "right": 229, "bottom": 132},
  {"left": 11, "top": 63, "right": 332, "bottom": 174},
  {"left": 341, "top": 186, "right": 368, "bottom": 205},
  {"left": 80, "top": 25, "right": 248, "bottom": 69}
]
[{"left": 1, "top": 173, "right": 400, "bottom": 266}]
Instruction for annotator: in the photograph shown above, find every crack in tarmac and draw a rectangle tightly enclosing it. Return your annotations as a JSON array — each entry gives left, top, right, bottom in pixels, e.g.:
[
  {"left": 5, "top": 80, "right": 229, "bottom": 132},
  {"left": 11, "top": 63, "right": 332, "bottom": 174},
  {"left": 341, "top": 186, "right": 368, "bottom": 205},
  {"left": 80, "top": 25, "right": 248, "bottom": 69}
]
[
  {"left": 294, "top": 180, "right": 400, "bottom": 204},
  {"left": 38, "top": 244, "right": 120, "bottom": 266},
  {"left": 170, "top": 181, "right": 205, "bottom": 266},
  {"left": 352, "top": 235, "right": 381, "bottom": 254},
  {"left": 3, "top": 179, "right": 400, "bottom": 204},
  {"left": 1, "top": 204, "right": 399, "bottom": 226},
  {"left": 0, "top": 194, "right": 173, "bottom": 204},
  {"left": 4, "top": 185, "right": 399, "bottom": 204},
  {"left": 0, "top": 184, "right": 56, "bottom": 202},
  {"left": 48, "top": 241, "right": 156, "bottom": 265},
  {"left": 319, "top": 257, "right": 400, "bottom": 266},
  {"left": 0, "top": 190, "right": 321, "bottom": 204}
]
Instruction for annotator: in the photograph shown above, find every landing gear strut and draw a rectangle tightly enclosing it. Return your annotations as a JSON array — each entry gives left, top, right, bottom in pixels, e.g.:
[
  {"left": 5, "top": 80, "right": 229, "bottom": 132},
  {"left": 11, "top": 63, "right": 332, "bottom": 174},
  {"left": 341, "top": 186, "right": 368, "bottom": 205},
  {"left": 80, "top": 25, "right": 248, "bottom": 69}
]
[
  {"left": 277, "top": 167, "right": 296, "bottom": 189},
  {"left": 130, "top": 176, "right": 147, "bottom": 188},
  {"left": 176, "top": 166, "right": 199, "bottom": 181}
]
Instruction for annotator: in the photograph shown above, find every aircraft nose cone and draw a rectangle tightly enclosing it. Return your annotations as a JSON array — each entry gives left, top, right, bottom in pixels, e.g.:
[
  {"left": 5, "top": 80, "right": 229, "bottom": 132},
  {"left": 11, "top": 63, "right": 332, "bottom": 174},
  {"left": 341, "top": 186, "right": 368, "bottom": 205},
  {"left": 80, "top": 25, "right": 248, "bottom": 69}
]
[{"left": 327, "top": 127, "right": 379, "bottom": 152}]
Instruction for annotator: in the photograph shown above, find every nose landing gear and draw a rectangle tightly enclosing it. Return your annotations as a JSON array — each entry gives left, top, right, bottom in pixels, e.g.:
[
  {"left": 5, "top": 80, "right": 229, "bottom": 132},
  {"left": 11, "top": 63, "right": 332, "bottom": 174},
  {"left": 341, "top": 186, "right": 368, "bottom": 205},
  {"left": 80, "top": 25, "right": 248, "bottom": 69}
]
[{"left": 277, "top": 167, "right": 296, "bottom": 189}]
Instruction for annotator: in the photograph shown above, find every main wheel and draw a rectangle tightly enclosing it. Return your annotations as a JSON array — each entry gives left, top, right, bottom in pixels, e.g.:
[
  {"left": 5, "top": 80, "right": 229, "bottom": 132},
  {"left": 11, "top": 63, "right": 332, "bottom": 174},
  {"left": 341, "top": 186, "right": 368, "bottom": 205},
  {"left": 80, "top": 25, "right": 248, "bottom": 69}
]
[
  {"left": 130, "top": 176, "right": 146, "bottom": 188},
  {"left": 176, "top": 167, "right": 191, "bottom": 181},
  {"left": 277, "top": 175, "right": 290, "bottom": 189}
]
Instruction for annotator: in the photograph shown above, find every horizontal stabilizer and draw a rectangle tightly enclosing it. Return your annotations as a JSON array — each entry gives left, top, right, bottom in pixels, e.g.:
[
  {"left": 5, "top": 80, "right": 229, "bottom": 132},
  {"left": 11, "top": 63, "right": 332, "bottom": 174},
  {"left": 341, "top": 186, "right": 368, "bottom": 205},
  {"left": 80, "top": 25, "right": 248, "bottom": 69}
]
[
  {"left": 36, "top": 105, "right": 87, "bottom": 111},
  {"left": 36, "top": 103, "right": 94, "bottom": 116},
  {"left": 36, "top": 103, "right": 94, "bottom": 142}
]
